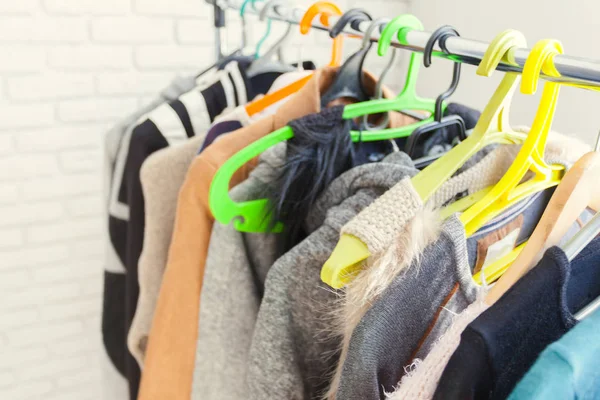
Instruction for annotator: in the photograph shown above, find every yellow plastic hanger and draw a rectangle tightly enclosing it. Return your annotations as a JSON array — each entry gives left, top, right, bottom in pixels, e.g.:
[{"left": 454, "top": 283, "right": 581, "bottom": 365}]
[
  {"left": 410, "top": 30, "right": 528, "bottom": 200},
  {"left": 473, "top": 242, "right": 526, "bottom": 285},
  {"left": 465, "top": 42, "right": 600, "bottom": 290},
  {"left": 475, "top": 147, "right": 600, "bottom": 289},
  {"left": 446, "top": 42, "right": 600, "bottom": 287},
  {"left": 459, "top": 39, "right": 566, "bottom": 237},
  {"left": 321, "top": 30, "right": 528, "bottom": 289},
  {"left": 439, "top": 186, "right": 493, "bottom": 219},
  {"left": 484, "top": 127, "right": 600, "bottom": 304}
]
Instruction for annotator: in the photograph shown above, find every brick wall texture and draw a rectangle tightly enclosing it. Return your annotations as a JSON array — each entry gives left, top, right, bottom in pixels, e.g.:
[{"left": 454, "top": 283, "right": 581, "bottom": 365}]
[{"left": 0, "top": 0, "right": 410, "bottom": 399}]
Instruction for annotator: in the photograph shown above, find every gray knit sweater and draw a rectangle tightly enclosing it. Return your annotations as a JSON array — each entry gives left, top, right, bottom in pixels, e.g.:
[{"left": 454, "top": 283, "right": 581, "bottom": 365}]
[
  {"left": 246, "top": 151, "right": 419, "bottom": 400},
  {"left": 193, "top": 145, "right": 502, "bottom": 400},
  {"left": 191, "top": 144, "right": 286, "bottom": 400}
]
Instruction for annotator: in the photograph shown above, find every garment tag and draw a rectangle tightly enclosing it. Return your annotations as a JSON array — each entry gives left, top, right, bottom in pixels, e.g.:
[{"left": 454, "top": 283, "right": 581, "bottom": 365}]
[
  {"left": 481, "top": 228, "right": 520, "bottom": 269},
  {"left": 473, "top": 214, "right": 524, "bottom": 275}
]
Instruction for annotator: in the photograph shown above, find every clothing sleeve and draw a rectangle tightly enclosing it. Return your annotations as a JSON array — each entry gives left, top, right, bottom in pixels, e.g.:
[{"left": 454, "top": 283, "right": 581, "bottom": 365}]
[
  {"left": 191, "top": 221, "right": 263, "bottom": 399},
  {"left": 246, "top": 255, "right": 306, "bottom": 400},
  {"left": 246, "top": 233, "right": 341, "bottom": 400},
  {"left": 433, "top": 328, "right": 493, "bottom": 400},
  {"left": 192, "top": 144, "right": 295, "bottom": 400}
]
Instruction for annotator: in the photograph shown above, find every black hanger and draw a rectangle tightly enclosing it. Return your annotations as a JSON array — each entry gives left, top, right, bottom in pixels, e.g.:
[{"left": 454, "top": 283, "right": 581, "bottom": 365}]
[
  {"left": 329, "top": 8, "right": 372, "bottom": 37},
  {"left": 404, "top": 25, "right": 467, "bottom": 161},
  {"left": 192, "top": 49, "right": 243, "bottom": 79},
  {"left": 320, "top": 9, "right": 373, "bottom": 107}
]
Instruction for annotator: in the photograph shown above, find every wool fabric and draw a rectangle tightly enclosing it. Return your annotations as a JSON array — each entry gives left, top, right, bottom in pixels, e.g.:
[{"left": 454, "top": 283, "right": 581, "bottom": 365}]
[
  {"left": 434, "top": 238, "right": 600, "bottom": 400},
  {"left": 138, "top": 67, "right": 341, "bottom": 400}
]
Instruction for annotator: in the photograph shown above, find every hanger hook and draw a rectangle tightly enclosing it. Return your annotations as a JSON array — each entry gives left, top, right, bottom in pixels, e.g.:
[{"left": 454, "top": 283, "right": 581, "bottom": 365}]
[
  {"left": 240, "top": 0, "right": 256, "bottom": 17},
  {"left": 377, "top": 14, "right": 424, "bottom": 57},
  {"left": 254, "top": 0, "right": 291, "bottom": 59},
  {"left": 423, "top": 25, "right": 462, "bottom": 121},
  {"left": 423, "top": 25, "right": 459, "bottom": 67},
  {"left": 360, "top": 17, "right": 389, "bottom": 49},
  {"left": 477, "top": 29, "right": 527, "bottom": 77},
  {"left": 259, "top": 0, "right": 288, "bottom": 20},
  {"left": 329, "top": 8, "right": 372, "bottom": 39},
  {"left": 521, "top": 39, "right": 563, "bottom": 95},
  {"left": 361, "top": 18, "right": 395, "bottom": 131},
  {"left": 300, "top": 2, "right": 342, "bottom": 34},
  {"left": 300, "top": 2, "right": 343, "bottom": 66},
  {"left": 366, "top": 18, "right": 395, "bottom": 99}
]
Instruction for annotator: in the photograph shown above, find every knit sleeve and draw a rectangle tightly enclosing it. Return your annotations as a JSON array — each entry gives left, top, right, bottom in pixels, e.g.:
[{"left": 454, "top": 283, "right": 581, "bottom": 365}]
[{"left": 341, "top": 177, "right": 423, "bottom": 255}]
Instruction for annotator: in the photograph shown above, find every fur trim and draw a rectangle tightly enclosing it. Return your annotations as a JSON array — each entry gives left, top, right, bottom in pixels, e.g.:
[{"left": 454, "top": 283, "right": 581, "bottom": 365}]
[
  {"left": 325, "top": 205, "right": 442, "bottom": 400},
  {"left": 324, "top": 132, "right": 591, "bottom": 399}
]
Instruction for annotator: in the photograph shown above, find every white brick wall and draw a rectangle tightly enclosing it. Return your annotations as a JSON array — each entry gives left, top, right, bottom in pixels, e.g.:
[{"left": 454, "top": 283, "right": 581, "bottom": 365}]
[{"left": 0, "top": 1, "right": 410, "bottom": 399}]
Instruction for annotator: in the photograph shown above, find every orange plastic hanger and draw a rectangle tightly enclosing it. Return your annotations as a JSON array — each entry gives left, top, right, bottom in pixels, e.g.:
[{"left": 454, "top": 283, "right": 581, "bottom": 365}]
[
  {"left": 300, "top": 2, "right": 344, "bottom": 67},
  {"left": 245, "top": 1, "right": 343, "bottom": 117},
  {"left": 245, "top": 75, "right": 312, "bottom": 116}
]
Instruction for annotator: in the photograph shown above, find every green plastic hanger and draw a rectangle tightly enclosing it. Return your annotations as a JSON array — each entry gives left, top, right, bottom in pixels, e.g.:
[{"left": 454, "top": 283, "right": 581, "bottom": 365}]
[
  {"left": 321, "top": 29, "right": 530, "bottom": 289},
  {"left": 344, "top": 14, "right": 441, "bottom": 141},
  {"left": 209, "top": 14, "right": 445, "bottom": 233}
]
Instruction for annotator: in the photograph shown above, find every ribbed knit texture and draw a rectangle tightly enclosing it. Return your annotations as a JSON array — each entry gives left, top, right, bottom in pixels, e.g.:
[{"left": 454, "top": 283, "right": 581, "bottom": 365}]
[
  {"left": 429, "top": 146, "right": 516, "bottom": 208},
  {"left": 341, "top": 178, "right": 422, "bottom": 254}
]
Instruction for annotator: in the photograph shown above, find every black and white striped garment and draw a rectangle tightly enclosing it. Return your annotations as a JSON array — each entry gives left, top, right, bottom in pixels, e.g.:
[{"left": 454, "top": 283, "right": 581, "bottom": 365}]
[{"left": 103, "top": 60, "right": 255, "bottom": 400}]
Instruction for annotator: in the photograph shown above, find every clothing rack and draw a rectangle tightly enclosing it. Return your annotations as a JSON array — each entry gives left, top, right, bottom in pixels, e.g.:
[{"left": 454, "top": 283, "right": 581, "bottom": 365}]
[
  {"left": 212, "top": 3, "right": 227, "bottom": 60},
  {"left": 206, "top": 0, "right": 600, "bottom": 88}
]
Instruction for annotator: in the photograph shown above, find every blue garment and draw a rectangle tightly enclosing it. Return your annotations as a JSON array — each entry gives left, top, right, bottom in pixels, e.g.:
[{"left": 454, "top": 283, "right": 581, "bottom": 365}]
[
  {"left": 434, "top": 236, "right": 600, "bottom": 400},
  {"left": 509, "top": 308, "right": 600, "bottom": 400}
]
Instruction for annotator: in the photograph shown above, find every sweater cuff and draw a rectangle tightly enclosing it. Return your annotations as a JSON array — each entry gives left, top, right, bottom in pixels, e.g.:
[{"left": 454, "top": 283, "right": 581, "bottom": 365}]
[{"left": 341, "top": 177, "right": 423, "bottom": 255}]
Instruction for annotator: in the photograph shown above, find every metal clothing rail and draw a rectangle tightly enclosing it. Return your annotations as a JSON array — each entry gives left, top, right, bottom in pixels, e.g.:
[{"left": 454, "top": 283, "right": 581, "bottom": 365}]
[{"left": 206, "top": 0, "right": 600, "bottom": 88}]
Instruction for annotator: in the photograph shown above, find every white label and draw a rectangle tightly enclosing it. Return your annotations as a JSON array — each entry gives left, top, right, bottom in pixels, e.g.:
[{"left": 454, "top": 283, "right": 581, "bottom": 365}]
[{"left": 482, "top": 228, "right": 520, "bottom": 268}]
